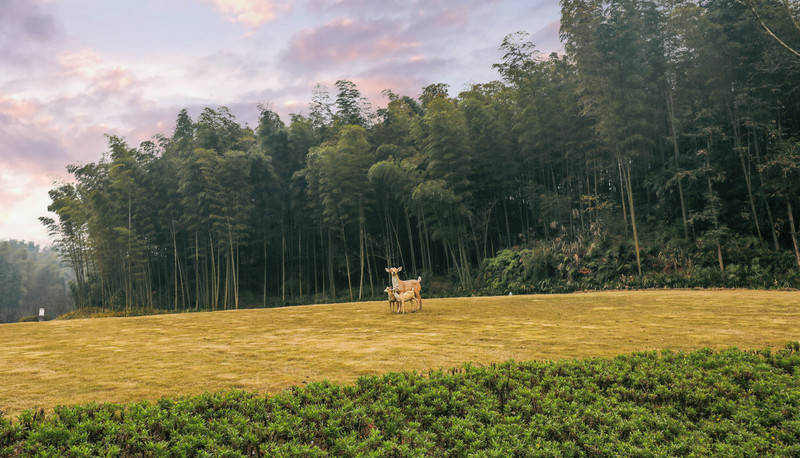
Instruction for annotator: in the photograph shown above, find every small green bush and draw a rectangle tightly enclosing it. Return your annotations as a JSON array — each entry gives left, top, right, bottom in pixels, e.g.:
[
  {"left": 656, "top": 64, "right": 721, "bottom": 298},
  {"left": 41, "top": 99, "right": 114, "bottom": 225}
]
[{"left": 2, "top": 344, "right": 800, "bottom": 456}]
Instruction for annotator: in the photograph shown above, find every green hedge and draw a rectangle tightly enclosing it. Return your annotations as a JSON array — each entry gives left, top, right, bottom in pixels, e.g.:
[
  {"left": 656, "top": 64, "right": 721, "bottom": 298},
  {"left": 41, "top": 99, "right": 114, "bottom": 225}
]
[{"left": 2, "top": 344, "right": 800, "bottom": 456}]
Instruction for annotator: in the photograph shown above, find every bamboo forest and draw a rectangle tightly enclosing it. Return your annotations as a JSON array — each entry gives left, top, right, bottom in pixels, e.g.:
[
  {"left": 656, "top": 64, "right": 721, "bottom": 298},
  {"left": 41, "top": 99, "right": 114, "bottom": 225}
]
[{"left": 39, "top": 0, "right": 800, "bottom": 313}]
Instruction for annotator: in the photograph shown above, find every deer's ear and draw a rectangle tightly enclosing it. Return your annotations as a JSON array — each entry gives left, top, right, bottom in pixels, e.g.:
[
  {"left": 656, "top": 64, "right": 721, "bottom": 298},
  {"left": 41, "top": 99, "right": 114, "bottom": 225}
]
[
  {"left": 398, "top": 266, "right": 403, "bottom": 272},
  {"left": 385, "top": 268, "right": 390, "bottom": 272}
]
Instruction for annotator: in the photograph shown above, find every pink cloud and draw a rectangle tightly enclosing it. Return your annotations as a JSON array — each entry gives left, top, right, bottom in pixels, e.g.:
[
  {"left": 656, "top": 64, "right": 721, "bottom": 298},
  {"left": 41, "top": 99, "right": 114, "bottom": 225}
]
[
  {"left": 0, "top": 97, "right": 100, "bottom": 174},
  {"left": 307, "top": 0, "right": 406, "bottom": 11},
  {"left": 356, "top": 57, "right": 451, "bottom": 92},
  {"left": 0, "top": 98, "right": 73, "bottom": 245},
  {"left": 0, "top": 95, "right": 174, "bottom": 246},
  {"left": 307, "top": 0, "right": 481, "bottom": 24},
  {"left": 59, "top": 49, "right": 104, "bottom": 77},
  {"left": 531, "top": 20, "right": 562, "bottom": 54},
  {"left": 282, "top": 17, "right": 423, "bottom": 79},
  {"left": 0, "top": 170, "right": 56, "bottom": 246},
  {"left": 0, "top": 96, "right": 38, "bottom": 119},
  {"left": 58, "top": 49, "right": 143, "bottom": 98},
  {"left": 300, "top": 56, "right": 451, "bottom": 113},
  {"left": 90, "top": 67, "right": 139, "bottom": 94},
  {"left": 374, "top": 38, "right": 421, "bottom": 54},
  {"left": 202, "top": 0, "right": 290, "bottom": 28},
  {"left": 431, "top": 8, "right": 468, "bottom": 26},
  {"left": 351, "top": 76, "right": 422, "bottom": 99},
  {"left": 0, "top": 98, "right": 62, "bottom": 172}
]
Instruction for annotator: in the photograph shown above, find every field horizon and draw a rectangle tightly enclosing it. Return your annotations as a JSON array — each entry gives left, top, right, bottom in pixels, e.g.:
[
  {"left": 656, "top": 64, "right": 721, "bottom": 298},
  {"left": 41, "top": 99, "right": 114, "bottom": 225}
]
[{"left": 2, "top": 289, "right": 799, "bottom": 418}]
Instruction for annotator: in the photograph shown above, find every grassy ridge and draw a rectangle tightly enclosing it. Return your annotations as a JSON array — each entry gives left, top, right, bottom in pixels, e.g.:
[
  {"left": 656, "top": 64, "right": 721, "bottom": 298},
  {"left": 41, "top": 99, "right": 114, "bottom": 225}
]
[{"left": 3, "top": 345, "right": 800, "bottom": 456}]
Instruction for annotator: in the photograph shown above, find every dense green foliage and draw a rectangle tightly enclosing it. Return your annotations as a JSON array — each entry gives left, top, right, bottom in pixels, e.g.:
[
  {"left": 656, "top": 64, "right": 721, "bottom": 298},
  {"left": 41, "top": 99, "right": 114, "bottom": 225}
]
[
  {"left": 478, "top": 233, "right": 800, "bottom": 294},
  {"left": 41, "top": 0, "right": 800, "bottom": 312},
  {"left": 2, "top": 344, "right": 800, "bottom": 456},
  {"left": 0, "top": 240, "right": 73, "bottom": 323}
]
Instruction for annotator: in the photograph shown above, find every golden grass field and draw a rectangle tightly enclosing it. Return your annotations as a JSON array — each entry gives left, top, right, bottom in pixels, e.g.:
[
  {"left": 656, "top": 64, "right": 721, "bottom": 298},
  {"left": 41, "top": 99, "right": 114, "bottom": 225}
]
[{"left": 1, "top": 289, "right": 799, "bottom": 417}]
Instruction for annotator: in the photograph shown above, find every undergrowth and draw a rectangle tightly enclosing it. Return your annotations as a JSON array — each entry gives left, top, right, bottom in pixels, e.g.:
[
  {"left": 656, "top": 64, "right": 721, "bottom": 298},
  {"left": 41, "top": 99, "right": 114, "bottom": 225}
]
[{"left": 477, "top": 234, "right": 800, "bottom": 295}]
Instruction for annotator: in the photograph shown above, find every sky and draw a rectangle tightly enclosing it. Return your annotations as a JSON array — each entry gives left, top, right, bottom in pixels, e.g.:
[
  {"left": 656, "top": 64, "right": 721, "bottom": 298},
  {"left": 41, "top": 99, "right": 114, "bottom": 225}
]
[{"left": 0, "top": 0, "right": 562, "bottom": 247}]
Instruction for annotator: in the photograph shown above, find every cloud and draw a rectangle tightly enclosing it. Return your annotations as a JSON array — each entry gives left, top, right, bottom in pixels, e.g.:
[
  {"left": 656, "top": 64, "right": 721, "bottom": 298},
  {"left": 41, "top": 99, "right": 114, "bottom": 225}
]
[
  {"left": 0, "top": 91, "right": 178, "bottom": 247},
  {"left": 282, "top": 17, "right": 421, "bottom": 77},
  {"left": 349, "top": 76, "right": 422, "bottom": 107},
  {"left": 0, "top": 96, "right": 106, "bottom": 174},
  {"left": 0, "top": 170, "right": 57, "bottom": 246},
  {"left": 531, "top": 20, "right": 562, "bottom": 54},
  {"left": 428, "top": 7, "right": 469, "bottom": 27},
  {"left": 0, "top": 0, "right": 61, "bottom": 67},
  {"left": 58, "top": 48, "right": 143, "bottom": 96},
  {"left": 0, "top": 0, "right": 59, "bottom": 42},
  {"left": 20, "top": 10, "right": 58, "bottom": 42},
  {"left": 305, "top": 0, "right": 484, "bottom": 23},
  {"left": 354, "top": 56, "right": 452, "bottom": 97},
  {"left": 0, "top": 98, "right": 63, "bottom": 172},
  {"left": 305, "top": 0, "right": 407, "bottom": 13},
  {"left": 289, "top": 56, "right": 452, "bottom": 116},
  {"left": 277, "top": 14, "right": 458, "bottom": 114},
  {"left": 202, "top": 0, "right": 290, "bottom": 28},
  {"left": 0, "top": 42, "right": 165, "bottom": 175},
  {"left": 58, "top": 49, "right": 105, "bottom": 78},
  {"left": 32, "top": 48, "right": 154, "bottom": 127},
  {"left": 0, "top": 96, "right": 38, "bottom": 119},
  {"left": 279, "top": 0, "right": 505, "bottom": 96},
  {"left": 186, "top": 50, "right": 275, "bottom": 87}
]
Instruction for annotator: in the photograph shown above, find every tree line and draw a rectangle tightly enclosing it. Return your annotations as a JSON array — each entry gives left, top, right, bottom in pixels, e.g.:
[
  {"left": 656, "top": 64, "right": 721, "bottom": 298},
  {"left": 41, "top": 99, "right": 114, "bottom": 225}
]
[
  {"left": 41, "top": 0, "right": 800, "bottom": 312},
  {"left": 0, "top": 240, "right": 73, "bottom": 322}
]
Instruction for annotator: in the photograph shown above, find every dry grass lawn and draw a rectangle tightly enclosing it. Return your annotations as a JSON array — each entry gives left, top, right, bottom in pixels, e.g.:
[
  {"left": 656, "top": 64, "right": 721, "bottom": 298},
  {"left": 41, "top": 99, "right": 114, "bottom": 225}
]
[{"left": 1, "top": 289, "right": 799, "bottom": 417}]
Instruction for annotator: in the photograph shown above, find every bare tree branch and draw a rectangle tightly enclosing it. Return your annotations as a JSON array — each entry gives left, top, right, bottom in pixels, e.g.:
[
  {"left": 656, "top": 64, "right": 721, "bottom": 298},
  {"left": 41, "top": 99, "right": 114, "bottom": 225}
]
[{"left": 741, "top": 0, "right": 800, "bottom": 58}]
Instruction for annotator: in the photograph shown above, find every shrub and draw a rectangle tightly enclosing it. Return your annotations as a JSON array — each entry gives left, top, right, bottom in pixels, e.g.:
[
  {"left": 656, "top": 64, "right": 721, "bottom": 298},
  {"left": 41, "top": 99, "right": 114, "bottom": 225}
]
[
  {"left": 2, "top": 345, "right": 800, "bottom": 456},
  {"left": 477, "top": 234, "right": 800, "bottom": 294}
]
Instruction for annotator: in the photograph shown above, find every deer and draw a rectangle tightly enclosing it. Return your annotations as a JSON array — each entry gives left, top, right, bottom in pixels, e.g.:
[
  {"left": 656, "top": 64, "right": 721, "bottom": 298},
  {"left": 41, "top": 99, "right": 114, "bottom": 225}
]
[
  {"left": 384, "top": 286, "right": 418, "bottom": 314},
  {"left": 383, "top": 286, "right": 399, "bottom": 313},
  {"left": 385, "top": 267, "right": 422, "bottom": 311}
]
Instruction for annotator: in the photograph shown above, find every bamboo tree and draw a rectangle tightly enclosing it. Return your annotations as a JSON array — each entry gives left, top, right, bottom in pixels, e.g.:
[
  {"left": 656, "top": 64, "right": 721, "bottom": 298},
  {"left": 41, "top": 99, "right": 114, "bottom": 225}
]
[
  {"left": 787, "top": 201, "right": 800, "bottom": 267},
  {"left": 623, "top": 161, "right": 643, "bottom": 276},
  {"left": 666, "top": 91, "right": 690, "bottom": 239}
]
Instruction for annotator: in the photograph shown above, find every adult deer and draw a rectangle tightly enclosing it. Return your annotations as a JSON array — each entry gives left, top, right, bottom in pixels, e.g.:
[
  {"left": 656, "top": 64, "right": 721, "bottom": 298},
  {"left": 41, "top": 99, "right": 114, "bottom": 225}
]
[{"left": 385, "top": 266, "right": 422, "bottom": 311}]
